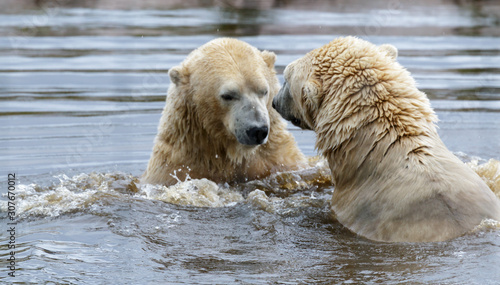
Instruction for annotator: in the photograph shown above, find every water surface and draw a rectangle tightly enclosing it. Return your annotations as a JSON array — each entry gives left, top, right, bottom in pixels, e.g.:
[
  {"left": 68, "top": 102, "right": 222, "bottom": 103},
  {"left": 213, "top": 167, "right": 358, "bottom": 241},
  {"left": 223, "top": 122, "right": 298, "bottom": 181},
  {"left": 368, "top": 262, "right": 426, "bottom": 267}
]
[{"left": 1, "top": 1, "right": 500, "bottom": 284}]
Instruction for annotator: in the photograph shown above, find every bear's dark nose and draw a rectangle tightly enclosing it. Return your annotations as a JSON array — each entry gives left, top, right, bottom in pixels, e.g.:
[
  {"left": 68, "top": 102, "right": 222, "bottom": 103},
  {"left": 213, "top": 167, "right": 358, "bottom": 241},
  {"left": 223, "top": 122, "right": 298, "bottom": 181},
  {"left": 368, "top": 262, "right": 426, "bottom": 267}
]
[{"left": 246, "top": 126, "right": 268, "bottom": 145}]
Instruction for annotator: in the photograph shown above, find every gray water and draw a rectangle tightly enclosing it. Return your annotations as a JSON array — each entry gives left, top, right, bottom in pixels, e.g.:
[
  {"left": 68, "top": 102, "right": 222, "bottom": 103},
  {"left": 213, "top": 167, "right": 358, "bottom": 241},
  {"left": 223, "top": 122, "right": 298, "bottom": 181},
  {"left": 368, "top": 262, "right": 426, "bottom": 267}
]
[{"left": 1, "top": 1, "right": 500, "bottom": 284}]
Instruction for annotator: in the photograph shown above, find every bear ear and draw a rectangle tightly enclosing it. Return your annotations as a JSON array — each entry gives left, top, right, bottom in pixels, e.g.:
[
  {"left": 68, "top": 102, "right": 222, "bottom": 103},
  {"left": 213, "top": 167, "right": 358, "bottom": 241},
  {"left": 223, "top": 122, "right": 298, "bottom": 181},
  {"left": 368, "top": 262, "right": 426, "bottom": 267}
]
[
  {"left": 379, "top": 44, "right": 398, "bottom": 61},
  {"left": 169, "top": 66, "right": 188, "bottom": 86},
  {"left": 261, "top": 50, "right": 277, "bottom": 69},
  {"left": 303, "top": 79, "right": 322, "bottom": 108}
]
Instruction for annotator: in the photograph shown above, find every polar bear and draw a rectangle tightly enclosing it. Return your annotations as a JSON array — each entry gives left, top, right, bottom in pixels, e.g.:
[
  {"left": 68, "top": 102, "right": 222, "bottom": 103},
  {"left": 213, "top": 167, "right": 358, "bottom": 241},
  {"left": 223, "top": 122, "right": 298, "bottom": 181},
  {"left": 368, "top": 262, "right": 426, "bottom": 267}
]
[
  {"left": 142, "top": 38, "right": 307, "bottom": 186},
  {"left": 272, "top": 36, "right": 500, "bottom": 242}
]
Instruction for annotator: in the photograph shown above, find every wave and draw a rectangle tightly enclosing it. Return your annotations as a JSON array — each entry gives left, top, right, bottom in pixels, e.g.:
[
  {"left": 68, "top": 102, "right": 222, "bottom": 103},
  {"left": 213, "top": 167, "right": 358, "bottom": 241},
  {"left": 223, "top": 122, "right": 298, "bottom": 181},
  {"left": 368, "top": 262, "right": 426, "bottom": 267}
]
[{"left": 2, "top": 156, "right": 499, "bottom": 232}]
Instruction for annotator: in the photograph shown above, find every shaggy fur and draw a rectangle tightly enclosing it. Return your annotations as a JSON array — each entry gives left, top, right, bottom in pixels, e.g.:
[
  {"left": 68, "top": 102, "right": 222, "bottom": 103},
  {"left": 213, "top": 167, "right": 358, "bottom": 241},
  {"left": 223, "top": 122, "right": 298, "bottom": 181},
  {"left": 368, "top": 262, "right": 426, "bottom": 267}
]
[
  {"left": 142, "top": 38, "right": 306, "bottom": 186},
  {"left": 273, "top": 36, "right": 500, "bottom": 242}
]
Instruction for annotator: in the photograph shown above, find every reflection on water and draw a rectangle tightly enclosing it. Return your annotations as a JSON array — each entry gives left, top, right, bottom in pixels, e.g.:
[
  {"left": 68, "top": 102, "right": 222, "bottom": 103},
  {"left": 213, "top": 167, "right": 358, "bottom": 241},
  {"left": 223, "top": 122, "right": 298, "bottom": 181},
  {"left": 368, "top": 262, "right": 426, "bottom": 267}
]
[{"left": 1, "top": 0, "right": 500, "bottom": 284}]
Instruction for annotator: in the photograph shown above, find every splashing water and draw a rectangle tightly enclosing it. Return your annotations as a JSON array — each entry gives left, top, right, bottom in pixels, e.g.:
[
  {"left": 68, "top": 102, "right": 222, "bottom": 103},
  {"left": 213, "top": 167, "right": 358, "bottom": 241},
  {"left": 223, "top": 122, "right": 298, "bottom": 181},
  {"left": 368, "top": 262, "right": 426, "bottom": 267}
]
[
  {"left": 3, "top": 157, "right": 499, "bottom": 229},
  {"left": 139, "top": 179, "right": 244, "bottom": 207},
  {"left": 468, "top": 159, "right": 500, "bottom": 197}
]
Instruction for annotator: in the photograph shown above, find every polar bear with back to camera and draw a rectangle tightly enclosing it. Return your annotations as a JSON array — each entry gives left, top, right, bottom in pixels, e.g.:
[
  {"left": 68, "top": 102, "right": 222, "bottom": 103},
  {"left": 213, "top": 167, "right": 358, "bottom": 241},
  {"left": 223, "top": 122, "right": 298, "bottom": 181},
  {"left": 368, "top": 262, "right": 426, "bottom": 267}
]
[
  {"left": 142, "top": 38, "right": 307, "bottom": 186},
  {"left": 272, "top": 36, "right": 500, "bottom": 242}
]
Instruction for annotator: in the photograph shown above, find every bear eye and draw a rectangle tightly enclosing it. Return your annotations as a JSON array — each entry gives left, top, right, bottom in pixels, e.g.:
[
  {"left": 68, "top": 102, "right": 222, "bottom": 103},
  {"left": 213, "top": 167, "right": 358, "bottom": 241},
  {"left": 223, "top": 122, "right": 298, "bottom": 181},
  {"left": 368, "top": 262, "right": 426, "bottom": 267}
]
[
  {"left": 259, "top": 89, "right": 268, "bottom": 97},
  {"left": 220, "top": 91, "right": 238, "bottom": 101},
  {"left": 291, "top": 117, "right": 301, "bottom": 126}
]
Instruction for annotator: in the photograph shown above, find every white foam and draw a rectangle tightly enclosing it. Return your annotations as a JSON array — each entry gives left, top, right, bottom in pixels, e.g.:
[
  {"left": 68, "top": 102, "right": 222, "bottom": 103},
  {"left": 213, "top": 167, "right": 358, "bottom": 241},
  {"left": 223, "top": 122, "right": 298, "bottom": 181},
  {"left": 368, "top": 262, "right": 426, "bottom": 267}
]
[
  {"left": 138, "top": 178, "right": 244, "bottom": 208},
  {"left": 1, "top": 172, "right": 129, "bottom": 218},
  {"left": 467, "top": 159, "right": 500, "bottom": 196},
  {"left": 470, "top": 219, "right": 500, "bottom": 234}
]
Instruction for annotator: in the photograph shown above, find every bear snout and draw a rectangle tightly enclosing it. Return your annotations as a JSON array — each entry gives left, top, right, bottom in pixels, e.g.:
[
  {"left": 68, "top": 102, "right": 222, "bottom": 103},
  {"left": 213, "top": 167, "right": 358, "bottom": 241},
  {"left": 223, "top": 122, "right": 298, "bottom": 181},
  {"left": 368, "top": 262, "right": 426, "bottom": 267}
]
[
  {"left": 245, "top": 126, "right": 269, "bottom": 145},
  {"left": 272, "top": 82, "right": 293, "bottom": 119},
  {"left": 272, "top": 90, "right": 282, "bottom": 112},
  {"left": 272, "top": 96, "right": 285, "bottom": 117}
]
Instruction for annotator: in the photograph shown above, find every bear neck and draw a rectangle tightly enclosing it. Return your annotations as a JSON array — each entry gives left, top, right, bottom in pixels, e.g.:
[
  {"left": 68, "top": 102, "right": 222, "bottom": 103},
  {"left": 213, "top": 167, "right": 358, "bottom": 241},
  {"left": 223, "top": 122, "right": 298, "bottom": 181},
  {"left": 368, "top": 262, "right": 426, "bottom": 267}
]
[{"left": 315, "top": 83, "right": 439, "bottom": 191}]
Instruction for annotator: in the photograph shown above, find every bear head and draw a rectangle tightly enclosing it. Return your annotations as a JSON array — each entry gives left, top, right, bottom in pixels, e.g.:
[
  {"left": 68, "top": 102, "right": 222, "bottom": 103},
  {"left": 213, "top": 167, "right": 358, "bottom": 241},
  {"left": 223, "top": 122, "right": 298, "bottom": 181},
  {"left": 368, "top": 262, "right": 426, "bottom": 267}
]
[
  {"left": 273, "top": 37, "right": 399, "bottom": 132},
  {"left": 168, "top": 38, "right": 279, "bottom": 147},
  {"left": 271, "top": 36, "right": 434, "bottom": 153}
]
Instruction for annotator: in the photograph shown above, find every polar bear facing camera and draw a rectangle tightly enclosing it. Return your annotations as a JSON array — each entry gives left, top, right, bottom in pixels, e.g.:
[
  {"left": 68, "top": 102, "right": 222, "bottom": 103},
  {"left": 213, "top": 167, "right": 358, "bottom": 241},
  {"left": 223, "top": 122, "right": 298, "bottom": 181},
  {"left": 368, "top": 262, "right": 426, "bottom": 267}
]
[
  {"left": 142, "top": 38, "right": 306, "bottom": 186},
  {"left": 272, "top": 36, "right": 500, "bottom": 242}
]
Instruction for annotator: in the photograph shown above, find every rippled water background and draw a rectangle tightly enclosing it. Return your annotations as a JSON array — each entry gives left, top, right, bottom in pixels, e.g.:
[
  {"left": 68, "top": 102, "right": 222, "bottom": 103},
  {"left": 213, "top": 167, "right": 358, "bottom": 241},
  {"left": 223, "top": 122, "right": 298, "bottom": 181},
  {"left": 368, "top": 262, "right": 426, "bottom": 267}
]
[{"left": 1, "top": 0, "right": 500, "bottom": 284}]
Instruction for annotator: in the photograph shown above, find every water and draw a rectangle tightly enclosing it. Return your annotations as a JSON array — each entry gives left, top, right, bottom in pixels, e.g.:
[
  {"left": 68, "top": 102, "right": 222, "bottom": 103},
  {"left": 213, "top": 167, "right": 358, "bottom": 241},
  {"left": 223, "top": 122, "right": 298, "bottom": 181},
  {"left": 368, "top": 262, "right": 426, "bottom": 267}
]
[{"left": 1, "top": 1, "right": 500, "bottom": 283}]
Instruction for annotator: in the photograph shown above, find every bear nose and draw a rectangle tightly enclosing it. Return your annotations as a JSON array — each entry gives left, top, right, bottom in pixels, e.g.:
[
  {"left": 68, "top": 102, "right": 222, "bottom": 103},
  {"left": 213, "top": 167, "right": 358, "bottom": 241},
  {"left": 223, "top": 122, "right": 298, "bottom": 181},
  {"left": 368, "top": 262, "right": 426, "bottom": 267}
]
[{"left": 246, "top": 126, "right": 269, "bottom": 145}]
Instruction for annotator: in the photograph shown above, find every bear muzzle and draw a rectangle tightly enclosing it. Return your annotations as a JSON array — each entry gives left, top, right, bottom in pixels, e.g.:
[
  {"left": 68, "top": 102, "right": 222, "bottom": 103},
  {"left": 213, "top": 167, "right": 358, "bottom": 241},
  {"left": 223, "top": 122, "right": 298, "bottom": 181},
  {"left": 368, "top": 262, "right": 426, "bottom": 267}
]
[
  {"left": 273, "top": 82, "right": 308, "bottom": 129},
  {"left": 242, "top": 125, "right": 269, "bottom": 145},
  {"left": 272, "top": 81, "right": 294, "bottom": 119}
]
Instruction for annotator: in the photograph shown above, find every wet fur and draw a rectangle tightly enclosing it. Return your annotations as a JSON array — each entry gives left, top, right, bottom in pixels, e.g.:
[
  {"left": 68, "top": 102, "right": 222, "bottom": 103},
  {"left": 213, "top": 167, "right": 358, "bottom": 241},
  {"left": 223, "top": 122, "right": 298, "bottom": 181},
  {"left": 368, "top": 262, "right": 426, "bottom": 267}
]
[
  {"left": 142, "top": 38, "right": 306, "bottom": 186},
  {"left": 274, "top": 36, "right": 500, "bottom": 242}
]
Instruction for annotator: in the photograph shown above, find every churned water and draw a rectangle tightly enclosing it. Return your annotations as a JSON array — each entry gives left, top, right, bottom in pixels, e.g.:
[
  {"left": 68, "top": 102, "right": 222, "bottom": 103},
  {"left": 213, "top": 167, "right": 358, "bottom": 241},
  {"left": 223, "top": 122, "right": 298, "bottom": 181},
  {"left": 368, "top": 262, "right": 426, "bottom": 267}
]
[{"left": 1, "top": 1, "right": 500, "bottom": 284}]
